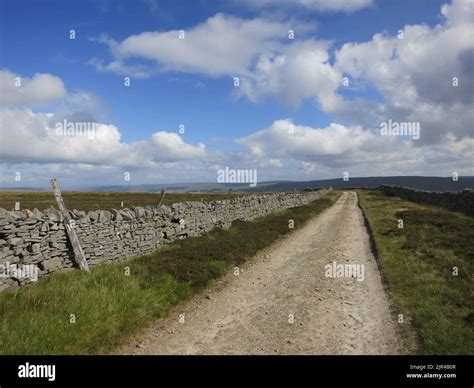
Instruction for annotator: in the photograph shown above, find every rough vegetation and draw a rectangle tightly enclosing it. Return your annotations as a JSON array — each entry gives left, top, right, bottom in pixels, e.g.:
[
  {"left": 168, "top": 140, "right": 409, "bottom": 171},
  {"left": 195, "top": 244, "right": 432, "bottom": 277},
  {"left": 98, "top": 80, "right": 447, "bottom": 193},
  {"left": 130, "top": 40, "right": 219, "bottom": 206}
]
[{"left": 357, "top": 189, "right": 474, "bottom": 355}]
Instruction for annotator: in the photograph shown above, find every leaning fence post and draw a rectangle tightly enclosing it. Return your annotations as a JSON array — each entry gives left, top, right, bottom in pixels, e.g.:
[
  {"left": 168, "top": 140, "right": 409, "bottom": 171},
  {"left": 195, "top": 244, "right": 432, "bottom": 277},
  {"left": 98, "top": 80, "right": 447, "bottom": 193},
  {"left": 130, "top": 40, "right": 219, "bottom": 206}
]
[
  {"left": 156, "top": 188, "right": 166, "bottom": 207},
  {"left": 50, "top": 178, "right": 90, "bottom": 272}
]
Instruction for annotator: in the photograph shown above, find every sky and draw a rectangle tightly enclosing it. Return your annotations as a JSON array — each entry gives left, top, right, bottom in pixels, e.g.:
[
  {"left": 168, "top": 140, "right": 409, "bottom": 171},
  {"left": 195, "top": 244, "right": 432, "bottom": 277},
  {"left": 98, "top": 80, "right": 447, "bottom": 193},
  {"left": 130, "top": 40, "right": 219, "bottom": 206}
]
[{"left": 0, "top": 0, "right": 473, "bottom": 188}]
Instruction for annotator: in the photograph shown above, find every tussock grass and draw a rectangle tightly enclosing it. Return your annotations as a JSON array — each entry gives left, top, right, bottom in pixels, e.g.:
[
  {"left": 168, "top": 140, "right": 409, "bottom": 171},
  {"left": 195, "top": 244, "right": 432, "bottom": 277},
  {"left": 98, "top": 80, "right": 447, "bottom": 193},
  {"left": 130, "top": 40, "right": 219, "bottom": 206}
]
[
  {"left": 0, "top": 191, "right": 341, "bottom": 355},
  {"left": 357, "top": 189, "right": 473, "bottom": 355}
]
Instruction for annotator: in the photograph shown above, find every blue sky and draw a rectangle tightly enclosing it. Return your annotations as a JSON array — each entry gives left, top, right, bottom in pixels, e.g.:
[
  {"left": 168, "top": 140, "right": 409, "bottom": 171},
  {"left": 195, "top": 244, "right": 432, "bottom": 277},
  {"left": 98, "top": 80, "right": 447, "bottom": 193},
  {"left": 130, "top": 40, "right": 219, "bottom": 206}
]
[{"left": 0, "top": 0, "right": 472, "bottom": 188}]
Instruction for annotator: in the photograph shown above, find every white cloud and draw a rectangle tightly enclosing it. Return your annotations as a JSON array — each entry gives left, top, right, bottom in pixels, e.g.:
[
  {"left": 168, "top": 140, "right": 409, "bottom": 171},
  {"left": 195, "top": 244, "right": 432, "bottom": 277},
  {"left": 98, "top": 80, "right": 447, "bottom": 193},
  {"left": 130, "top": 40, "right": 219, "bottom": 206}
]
[
  {"left": 0, "top": 107, "right": 124, "bottom": 165},
  {"left": 89, "top": 14, "right": 342, "bottom": 112},
  {"left": 89, "top": 2, "right": 473, "bottom": 150},
  {"left": 132, "top": 131, "right": 206, "bottom": 163},
  {"left": 335, "top": 0, "right": 474, "bottom": 144},
  {"left": 0, "top": 70, "right": 66, "bottom": 107},
  {"left": 237, "top": 119, "right": 377, "bottom": 159},
  {"left": 238, "top": 0, "right": 373, "bottom": 13},
  {"left": 236, "top": 118, "right": 474, "bottom": 177},
  {"left": 234, "top": 0, "right": 474, "bottom": 139},
  {"left": 441, "top": 0, "right": 474, "bottom": 25},
  {"left": 301, "top": 161, "right": 317, "bottom": 174},
  {"left": 236, "top": 40, "right": 344, "bottom": 110},
  {"left": 93, "top": 13, "right": 293, "bottom": 77},
  {"left": 260, "top": 158, "right": 283, "bottom": 168},
  {"left": 0, "top": 71, "right": 206, "bottom": 168},
  {"left": 89, "top": 58, "right": 153, "bottom": 79},
  {"left": 268, "top": 158, "right": 283, "bottom": 168},
  {"left": 0, "top": 107, "right": 205, "bottom": 166}
]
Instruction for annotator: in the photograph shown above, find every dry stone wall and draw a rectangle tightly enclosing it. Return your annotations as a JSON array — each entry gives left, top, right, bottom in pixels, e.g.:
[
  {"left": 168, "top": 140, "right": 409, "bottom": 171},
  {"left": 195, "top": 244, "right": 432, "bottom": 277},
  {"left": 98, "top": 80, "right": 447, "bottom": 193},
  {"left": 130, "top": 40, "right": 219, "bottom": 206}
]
[
  {"left": 378, "top": 185, "right": 474, "bottom": 215},
  {"left": 0, "top": 190, "right": 330, "bottom": 291}
]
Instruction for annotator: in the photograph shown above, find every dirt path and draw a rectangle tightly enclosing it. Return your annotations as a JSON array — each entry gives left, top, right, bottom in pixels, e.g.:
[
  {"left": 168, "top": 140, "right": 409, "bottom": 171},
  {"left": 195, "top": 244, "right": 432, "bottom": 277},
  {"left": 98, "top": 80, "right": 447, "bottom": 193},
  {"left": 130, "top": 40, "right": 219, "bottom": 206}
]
[{"left": 114, "top": 191, "right": 403, "bottom": 355}]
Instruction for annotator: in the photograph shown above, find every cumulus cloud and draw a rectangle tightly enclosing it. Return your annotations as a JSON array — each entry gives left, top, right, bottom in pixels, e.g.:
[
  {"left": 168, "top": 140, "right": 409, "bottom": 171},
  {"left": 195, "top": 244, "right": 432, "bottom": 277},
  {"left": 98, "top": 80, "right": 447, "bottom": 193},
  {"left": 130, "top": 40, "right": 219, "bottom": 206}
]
[
  {"left": 0, "top": 70, "right": 66, "bottom": 107},
  {"left": 0, "top": 107, "right": 126, "bottom": 165},
  {"left": 0, "top": 71, "right": 206, "bottom": 168},
  {"left": 89, "top": 1, "right": 473, "bottom": 150},
  {"left": 335, "top": 0, "right": 474, "bottom": 144},
  {"left": 441, "top": 0, "right": 474, "bottom": 24},
  {"left": 235, "top": 0, "right": 474, "bottom": 142},
  {"left": 92, "top": 13, "right": 293, "bottom": 77},
  {"left": 234, "top": 0, "right": 474, "bottom": 147},
  {"left": 237, "top": 119, "right": 378, "bottom": 159},
  {"left": 132, "top": 131, "right": 205, "bottom": 163},
  {"left": 0, "top": 107, "right": 205, "bottom": 166},
  {"left": 87, "top": 14, "right": 342, "bottom": 112},
  {"left": 236, "top": 118, "right": 474, "bottom": 176},
  {"left": 235, "top": 40, "right": 344, "bottom": 110}
]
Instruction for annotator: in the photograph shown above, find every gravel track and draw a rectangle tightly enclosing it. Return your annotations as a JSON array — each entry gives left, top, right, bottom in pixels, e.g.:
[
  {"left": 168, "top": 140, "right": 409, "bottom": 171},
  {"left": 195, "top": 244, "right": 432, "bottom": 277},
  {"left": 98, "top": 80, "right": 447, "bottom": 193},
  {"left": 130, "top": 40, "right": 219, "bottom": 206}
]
[{"left": 114, "top": 191, "right": 402, "bottom": 355}]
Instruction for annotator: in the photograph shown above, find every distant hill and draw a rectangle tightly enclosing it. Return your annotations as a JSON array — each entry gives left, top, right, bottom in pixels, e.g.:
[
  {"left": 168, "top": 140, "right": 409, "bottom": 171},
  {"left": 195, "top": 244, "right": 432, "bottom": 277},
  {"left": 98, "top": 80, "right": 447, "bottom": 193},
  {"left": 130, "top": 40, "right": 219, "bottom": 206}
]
[
  {"left": 90, "top": 182, "right": 281, "bottom": 193},
  {"left": 85, "top": 176, "right": 474, "bottom": 193},
  {"left": 0, "top": 187, "right": 46, "bottom": 191},
  {"left": 242, "top": 176, "right": 474, "bottom": 192}
]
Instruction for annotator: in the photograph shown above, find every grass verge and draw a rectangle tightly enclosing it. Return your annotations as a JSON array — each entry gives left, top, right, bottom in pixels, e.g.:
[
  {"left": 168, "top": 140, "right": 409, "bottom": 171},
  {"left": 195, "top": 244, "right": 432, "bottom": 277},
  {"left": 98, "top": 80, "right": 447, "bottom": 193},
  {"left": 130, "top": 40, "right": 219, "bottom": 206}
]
[
  {"left": 0, "top": 191, "right": 341, "bottom": 355},
  {"left": 357, "top": 189, "right": 473, "bottom": 355}
]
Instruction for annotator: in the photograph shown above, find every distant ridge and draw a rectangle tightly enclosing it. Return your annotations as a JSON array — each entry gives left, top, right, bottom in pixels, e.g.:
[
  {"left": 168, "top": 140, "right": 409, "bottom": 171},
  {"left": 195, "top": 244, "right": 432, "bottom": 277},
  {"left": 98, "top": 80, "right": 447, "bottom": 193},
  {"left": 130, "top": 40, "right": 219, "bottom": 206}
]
[
  {"left": 243, "top": 176, "right": 474, "bottom": 193},
  {"left": 88, "top": 176, "right": 474, "bottom": 193}
]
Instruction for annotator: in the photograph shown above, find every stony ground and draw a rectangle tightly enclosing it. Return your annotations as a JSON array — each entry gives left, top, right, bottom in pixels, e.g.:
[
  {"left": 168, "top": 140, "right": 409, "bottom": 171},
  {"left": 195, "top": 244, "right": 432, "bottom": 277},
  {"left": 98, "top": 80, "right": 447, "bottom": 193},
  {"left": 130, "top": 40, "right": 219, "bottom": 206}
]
[{"left": 114, "top": 191, "right": 403, "bottom": 355}]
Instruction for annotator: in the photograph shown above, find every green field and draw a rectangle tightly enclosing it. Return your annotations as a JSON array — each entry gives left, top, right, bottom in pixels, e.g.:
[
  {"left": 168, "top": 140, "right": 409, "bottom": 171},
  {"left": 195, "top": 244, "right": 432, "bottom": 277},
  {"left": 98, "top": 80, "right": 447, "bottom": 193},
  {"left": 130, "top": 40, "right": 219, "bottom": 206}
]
[
  {"left": 0, "top": 191, "right": 255, "bottom": 212},
  {"left": 0, "top": 191, "right": 341, "bottom": 355},
  {"left": 357, "top": 189, "right": 474, "bottom": 355}
]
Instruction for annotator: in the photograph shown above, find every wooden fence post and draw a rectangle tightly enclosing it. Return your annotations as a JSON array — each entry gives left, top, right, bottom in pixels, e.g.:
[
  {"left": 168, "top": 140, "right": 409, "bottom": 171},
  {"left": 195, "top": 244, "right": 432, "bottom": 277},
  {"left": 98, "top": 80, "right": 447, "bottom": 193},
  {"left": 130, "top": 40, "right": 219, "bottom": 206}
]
[
  {"left": 156, "top": 188, "right": 166, "bottom": 207},
  {"left": 50, "top": 179, "right": 90, "bottom": 272}
]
